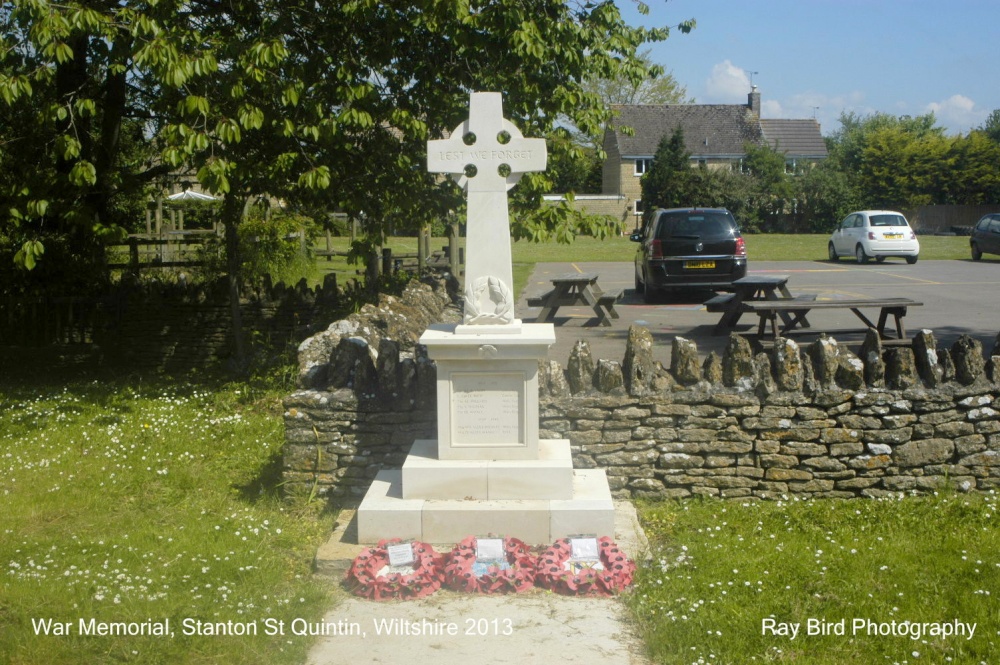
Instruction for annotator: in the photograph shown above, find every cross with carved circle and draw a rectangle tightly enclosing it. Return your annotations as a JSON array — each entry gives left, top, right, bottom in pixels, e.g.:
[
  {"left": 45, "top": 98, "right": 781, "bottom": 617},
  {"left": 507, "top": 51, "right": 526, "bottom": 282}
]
[
  {"left": 428, "top": 92, "right": 546, "bottom": 194},
  {"left": 428, "top": 93, "right": 547, "bottom": 327}
]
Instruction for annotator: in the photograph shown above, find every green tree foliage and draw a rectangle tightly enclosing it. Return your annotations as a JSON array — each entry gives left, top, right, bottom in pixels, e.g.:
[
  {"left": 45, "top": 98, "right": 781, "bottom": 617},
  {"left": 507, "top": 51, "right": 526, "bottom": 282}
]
[
  {"left": 826, "top": 111, "right": 943, "bottom": 176},
  {"left": 978, "top": 109, "right": 1000, "bottom": 144},
  {"left": 540, "top": 127, "right": 603, "bottom": 196},
  {"left": 794, "top": 161, "right": 859, "bottom": 232},
  {"left": 639, "top": 129, "right": 768, "bottom": 230},
  {"left": 1, "top": 0, "right": 685, "bottom": 365},
  {"left": 640, "top": 127, "right": 690, "bottom": 214},
  {"left": 197, "top": 209, "right": 316, "bottom": 289},
  {"left": 0, "top": 1, "right": 167, "bottom": 285},
  {"left": 948, "top": 131, "right": 1000, "bottom": 204},
  {"left": 858, "top": 126, "right": 954, "bottom": 208},
  {"left": 1, "top": 1, "right": 682, "bottom": 274},
  {"left": 584, "top": 48, "right": 693, "bottom": 116},
  {"left": 820, "top": 110, "right": 1000, "bottom": 212},
  {"left": 741, "top": 142, "right": 794, "bottom": 228},
  {"left": 686, "top": 166, "right": 757, "bottom": 227}
]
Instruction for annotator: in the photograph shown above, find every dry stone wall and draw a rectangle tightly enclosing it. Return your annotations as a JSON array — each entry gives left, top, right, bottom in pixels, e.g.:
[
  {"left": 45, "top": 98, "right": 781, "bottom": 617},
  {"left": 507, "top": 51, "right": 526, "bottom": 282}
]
[{"left": 284, "top": 295, "right": 1000, "bottom": 501}]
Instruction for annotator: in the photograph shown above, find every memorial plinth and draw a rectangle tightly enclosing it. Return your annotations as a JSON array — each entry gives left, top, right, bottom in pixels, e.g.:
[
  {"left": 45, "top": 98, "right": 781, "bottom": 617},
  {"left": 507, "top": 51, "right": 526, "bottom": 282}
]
[
  {"left": 356, "top": 91, "right": 614, "bottom": 545},
  {"left": 421, "top": 322, "right": 553, "bottom": 460},
  {"left": 357, "top": 321, "right": 615, "bottom": 544}
]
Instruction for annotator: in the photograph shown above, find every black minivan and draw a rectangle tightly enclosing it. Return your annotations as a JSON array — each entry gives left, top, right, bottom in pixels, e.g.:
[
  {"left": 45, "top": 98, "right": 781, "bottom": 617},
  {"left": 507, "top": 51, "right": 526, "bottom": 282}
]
[
  {"left": 630, "top": 207, "right": 747, "bottom": 302},
  {"left": 970, "top": 213, "right": 1000, "bottom": 261}
]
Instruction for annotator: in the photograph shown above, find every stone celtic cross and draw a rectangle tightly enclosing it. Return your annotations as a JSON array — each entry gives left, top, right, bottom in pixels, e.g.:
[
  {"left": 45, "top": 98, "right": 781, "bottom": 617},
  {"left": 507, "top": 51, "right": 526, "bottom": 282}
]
[{"left": 427, "top": 92, "right": 546, "bottom": 327}]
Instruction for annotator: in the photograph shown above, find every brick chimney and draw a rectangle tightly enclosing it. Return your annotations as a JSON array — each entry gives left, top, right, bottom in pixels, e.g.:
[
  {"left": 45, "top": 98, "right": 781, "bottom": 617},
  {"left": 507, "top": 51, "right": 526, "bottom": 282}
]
[{"left": 748, "top": 85, "right": 761, "bottom": 116}]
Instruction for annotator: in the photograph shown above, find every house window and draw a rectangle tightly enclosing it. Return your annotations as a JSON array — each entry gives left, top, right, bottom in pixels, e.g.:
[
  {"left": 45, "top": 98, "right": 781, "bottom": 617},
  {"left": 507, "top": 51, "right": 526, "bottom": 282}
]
[
  {"left": 634, "top": 200, "right": 645, "bottom": 216},
  {"left": 634, "top": 159, "right": 652, "bottom": 175}
]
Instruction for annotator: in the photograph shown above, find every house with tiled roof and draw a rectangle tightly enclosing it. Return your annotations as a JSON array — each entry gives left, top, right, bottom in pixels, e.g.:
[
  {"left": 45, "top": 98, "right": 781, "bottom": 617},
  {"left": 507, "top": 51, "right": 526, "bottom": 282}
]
[{"left": 549, "top": 87, "right": 828, "bottom": 226}]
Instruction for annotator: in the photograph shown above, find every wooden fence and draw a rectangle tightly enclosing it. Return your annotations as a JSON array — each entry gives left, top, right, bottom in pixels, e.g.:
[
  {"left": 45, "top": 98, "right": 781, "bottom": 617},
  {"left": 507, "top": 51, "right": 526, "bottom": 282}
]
[
  {"left": 106, "top": 231, "right": 216, "bottom": 272},
  {"left": 1, "top": 295, "right": 110, "bottom": 346}
]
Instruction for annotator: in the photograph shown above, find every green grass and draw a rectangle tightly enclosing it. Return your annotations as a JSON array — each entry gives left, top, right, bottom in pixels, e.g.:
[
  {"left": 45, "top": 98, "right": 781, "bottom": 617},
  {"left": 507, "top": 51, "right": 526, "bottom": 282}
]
[
  {"left": 744, "top": 233, "right": 973, "bottom": 262},
  {"left": 0, "top": 377, "right": 338, "bottom": 665},
  {"left": 308, "top": 233, "right": 973, "bottom": 298},
  {"left": 628, "top": 494, "right": 1000, "bottom": 664}
]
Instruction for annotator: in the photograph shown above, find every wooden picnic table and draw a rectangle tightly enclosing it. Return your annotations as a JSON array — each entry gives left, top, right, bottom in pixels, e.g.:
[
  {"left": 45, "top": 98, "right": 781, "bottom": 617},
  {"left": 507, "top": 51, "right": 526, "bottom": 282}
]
[
  {"left": 743, "top": 297, "right": 923, "bottom": 343},
  {"left": 706, "top": 274, "right": 813, "bottom": 335},
  {"left": 526, "top": 272, "right": 623, "bottom": 327}
]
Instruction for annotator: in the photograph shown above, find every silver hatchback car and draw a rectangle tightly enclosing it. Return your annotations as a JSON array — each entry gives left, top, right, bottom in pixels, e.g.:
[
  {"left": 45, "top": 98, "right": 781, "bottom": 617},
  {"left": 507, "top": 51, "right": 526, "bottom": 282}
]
[{"left": 828, "top": 210, "right": 919, "bottom": 264}]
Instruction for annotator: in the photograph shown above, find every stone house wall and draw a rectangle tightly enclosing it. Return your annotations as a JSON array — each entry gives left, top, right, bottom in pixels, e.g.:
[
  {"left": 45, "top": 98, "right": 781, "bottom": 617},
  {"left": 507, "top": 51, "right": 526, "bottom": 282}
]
[{"left": 283, "top": 286, "right": 1000, "bottom": 502}]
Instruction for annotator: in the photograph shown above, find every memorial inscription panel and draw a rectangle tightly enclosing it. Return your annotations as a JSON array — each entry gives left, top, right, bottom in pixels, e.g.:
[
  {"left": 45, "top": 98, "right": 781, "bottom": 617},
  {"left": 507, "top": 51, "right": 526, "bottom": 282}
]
[{"left": 450, "top": 372, "right": 524, "bottom": 446}]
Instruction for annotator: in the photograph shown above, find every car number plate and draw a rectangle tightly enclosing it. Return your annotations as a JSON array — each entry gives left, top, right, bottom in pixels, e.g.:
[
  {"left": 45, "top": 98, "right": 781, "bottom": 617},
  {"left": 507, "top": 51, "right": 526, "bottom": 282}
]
[
  {"left": 685, "top": 260, "right": 716, "bottom": 269},
  {"left": 884, "top": 233, "right": 902, "bottom": 239}
]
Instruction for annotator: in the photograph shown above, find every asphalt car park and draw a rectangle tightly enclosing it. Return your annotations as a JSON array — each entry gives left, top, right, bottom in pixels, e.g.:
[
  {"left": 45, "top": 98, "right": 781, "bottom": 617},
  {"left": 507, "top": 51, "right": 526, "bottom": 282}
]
[{"left": 520, "top": 258, "right": 1000, "bottom": 368}]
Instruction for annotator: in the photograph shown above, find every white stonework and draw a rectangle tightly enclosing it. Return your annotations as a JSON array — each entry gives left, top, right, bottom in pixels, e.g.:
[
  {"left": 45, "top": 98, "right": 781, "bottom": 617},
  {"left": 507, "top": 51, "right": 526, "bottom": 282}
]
[
  {"left": 357, "top": 92, "right": 614, "bottom": 545},
  {"left": 428, "top": 92, "right": 545, "bottom": 328},
  {"left": 420, "top": 322, "right": 554, "bottom": 460}
]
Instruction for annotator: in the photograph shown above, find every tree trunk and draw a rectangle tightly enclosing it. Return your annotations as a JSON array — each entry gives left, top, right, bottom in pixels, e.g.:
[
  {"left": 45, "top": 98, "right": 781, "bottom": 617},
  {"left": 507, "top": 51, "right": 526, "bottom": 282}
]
[{"left": 222, "top": 194, "right": 248, "bottom": 372}]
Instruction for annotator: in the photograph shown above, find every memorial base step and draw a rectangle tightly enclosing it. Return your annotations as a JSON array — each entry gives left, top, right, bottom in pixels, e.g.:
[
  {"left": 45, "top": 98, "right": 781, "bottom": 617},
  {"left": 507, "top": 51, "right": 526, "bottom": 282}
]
[
  {"left": 401, "top": 439, "right": 574, "bottom": 500},
  {"left": 357, "top": 468, "right": 615, "bottom": 545}
]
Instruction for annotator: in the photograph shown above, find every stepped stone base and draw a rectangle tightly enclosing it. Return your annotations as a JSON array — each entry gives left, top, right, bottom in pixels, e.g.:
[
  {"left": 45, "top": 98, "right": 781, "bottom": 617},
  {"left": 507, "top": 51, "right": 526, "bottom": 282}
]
[
  {"left": 402, "top": 439, "right": 574, "bottom": 500},
  {"left": 357, "top": 468, "right": 615, "bottom": 545}
]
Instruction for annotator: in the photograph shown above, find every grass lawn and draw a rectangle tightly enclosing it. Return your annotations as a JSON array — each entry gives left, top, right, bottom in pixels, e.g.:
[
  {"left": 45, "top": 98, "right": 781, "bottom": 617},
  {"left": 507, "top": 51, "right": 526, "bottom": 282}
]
[
  {"left": 628, "top": 495, "right": 1000, "bottom": 664},
  {"left": 3, "top": 231, "right": 982, "bottom": 663},
  {"left": 307, "top": 233, "right": 972, "bottom": 298},
  {"left": 0, "top": 377, "right": 337, "bottom": 665}
]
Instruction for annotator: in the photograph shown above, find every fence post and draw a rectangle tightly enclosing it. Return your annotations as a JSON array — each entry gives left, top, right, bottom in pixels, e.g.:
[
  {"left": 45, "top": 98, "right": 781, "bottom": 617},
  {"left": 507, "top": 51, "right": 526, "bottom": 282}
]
[
  {"left": 129, "top": 237, "right": 140, "bottom": 276},
  {"left": 417, "top": 226, "right": 427, "bottom": 274},
  {"left": 448, "top": 221, "right": 459, "bottom": 278},
  {"left": 365, "top": 248, "right": 380, "bottom": 293},
  {"left": 381, "top": 247, "right": 393, "bottom": 275}
]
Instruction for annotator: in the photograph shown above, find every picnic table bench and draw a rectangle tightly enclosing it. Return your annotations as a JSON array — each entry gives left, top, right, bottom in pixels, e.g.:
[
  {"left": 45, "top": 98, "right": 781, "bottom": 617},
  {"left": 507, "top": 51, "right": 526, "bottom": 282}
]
[
  {"left": 743, "top": 297, "right": 923, "bottom": 343},
  {"left": 526, "top": 272, "right": 622, "bottom": 327},
  {"left": 707, "top": 274, "right": 814, "bottom": 335}
]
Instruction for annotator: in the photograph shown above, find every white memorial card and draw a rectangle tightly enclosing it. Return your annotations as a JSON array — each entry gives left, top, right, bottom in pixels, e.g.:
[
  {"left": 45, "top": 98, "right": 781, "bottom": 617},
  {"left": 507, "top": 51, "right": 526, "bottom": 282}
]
[
  {"left": 570, "top": 536, "right": 599, "bottom": 561},
  {"left": 475, "top": 538, "right": 505, "bottom": 563},
  {"left": 386, "top": 542, "right": 415, "bottom": 567}
]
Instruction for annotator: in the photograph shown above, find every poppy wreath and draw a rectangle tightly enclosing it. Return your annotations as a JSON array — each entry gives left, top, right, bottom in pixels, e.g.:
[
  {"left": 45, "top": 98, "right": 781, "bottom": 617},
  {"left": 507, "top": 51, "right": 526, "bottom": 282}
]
[
  {"left": 534, "top": 537, "right": 636, "bottom": 597},
  {"left": 443, "top": 536, "right": 538, "bottom": 594},
  {"left": 344, "top": 539, "right": 445, "bottom": 601}
]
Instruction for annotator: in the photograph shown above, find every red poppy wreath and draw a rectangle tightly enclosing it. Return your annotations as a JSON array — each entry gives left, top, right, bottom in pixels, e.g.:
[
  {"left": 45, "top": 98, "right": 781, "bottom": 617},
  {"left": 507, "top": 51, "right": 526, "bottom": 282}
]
[
  {"left": 345, "top": 539, "right": 444, "bottom": 601},
  {"left": 535, "top": 536, "right": 636, "bottom": 597},
  {"left": 443, "top": 536, "right": 538, "bottom": 594}
]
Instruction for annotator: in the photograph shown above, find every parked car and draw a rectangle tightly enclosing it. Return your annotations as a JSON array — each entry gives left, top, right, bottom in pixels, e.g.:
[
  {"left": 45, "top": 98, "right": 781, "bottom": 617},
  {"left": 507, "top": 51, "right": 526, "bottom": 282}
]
[
  {"left": 828, "top": 210, "right": 919, "bottom": 264},
  {"left": 970, "top": 213, "right": 1000, "bottom": 260},
  {"left": 630, "top": 207, "right": 747, "bottom": 302}
]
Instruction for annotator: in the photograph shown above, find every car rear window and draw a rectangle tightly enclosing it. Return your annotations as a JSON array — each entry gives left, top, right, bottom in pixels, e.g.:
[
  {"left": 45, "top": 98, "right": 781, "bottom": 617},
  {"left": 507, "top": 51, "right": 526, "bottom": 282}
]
[
  {"left": 869, "top": 214, "right": 908, "bottom": 227},
  {"left": 655, "top": 211, "right": 737, "bottom": 241}
]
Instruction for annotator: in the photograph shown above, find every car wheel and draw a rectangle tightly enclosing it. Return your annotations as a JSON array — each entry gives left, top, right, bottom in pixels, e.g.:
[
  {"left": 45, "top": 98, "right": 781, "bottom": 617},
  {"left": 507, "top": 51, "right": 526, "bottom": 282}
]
[
  {"left": 634, "top": 270, "right": 645, "bottom": 294},
  {"left": 828, "top": 243, "right": 839, "bottom": 262},
  {"left": 971, "top": 243, "right": 983, "bottom": 261},
  {"left": 906, "top": 255, "right": 918, "bottom": 265},
  {"left": 875, "top": 256, "right": 886, "bottom": 264},
  {"left": 642, "top": 286, "right": 657, "bottom": 304},
  {"left": 855, "top": 245, "right": 869, "bottom": 264}
]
